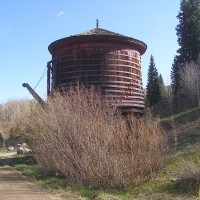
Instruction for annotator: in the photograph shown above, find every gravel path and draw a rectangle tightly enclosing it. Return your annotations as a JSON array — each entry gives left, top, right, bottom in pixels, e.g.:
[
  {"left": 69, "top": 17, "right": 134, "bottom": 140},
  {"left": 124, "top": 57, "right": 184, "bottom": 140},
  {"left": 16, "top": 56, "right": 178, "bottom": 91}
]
[
  {"left": 0, "top": 153, "right": 65, "bottom": 200},
  {"left": 0, "top": 166, "right": 65, "bottom": 200}
]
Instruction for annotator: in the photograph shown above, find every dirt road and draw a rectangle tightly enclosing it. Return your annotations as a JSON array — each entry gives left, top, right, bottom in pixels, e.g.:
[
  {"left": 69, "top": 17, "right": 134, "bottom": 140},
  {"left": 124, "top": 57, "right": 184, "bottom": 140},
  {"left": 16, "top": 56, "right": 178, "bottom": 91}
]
[{"left": 0, "top": 153, "right": 64, "bottom": 200}]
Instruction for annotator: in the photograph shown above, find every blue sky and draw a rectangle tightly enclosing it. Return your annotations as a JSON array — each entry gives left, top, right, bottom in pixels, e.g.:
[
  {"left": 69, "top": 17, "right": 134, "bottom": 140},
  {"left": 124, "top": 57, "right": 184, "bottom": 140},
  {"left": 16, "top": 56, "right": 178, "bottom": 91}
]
[{"left": 0, "top": 0, "right": 180, "bottom": 103}]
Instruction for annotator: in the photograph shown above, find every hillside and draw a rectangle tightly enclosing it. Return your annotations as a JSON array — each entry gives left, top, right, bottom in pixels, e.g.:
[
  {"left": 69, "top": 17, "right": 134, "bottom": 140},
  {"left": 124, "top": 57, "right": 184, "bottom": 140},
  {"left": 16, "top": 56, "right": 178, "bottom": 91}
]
[
  {"left": 162, "top": 106, "right": 200, "bottom": 148},
  {"left": 1, "top": 106, "right": 200, "bottom": 200},
  {"left": 131, "top": 106, "right": 200, "bottom": 199}
]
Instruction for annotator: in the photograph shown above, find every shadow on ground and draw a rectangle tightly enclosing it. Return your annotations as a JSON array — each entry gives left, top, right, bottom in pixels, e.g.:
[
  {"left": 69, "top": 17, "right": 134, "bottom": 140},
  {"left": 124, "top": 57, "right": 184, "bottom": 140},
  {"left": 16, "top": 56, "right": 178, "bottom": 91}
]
[{"left": 0, "top": 155, "right": 35, "bottom": 166}]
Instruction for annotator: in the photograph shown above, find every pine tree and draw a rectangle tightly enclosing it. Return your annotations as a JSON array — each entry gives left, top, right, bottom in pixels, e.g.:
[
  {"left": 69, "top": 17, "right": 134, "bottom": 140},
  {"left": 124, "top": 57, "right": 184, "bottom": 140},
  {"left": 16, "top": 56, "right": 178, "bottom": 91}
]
[
  {"left": 176, "top": 0, "right": 200, "bottom": 62},
  {"left": 171, "top": 0, "right": 200, "bottom": 91},
  {"left": 158, "top": 74, "right": 167, "bottom": 98},
  {"left": 146, "top": 55, "right": 161, "bottom": 107},
  {"left": 171, "top": 55, "right": 181, "bottom": 91}
]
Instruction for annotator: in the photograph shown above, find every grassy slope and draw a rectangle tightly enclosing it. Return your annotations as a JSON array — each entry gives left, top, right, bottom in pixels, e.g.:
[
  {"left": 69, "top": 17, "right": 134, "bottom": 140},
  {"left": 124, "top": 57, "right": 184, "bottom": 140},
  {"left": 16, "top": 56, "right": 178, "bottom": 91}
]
[
  {"left": 131, "top": 106, "right": 200, "bottom": 200},
  {"left": 1, "top": 106, "right": 200, "bottom": 200}
]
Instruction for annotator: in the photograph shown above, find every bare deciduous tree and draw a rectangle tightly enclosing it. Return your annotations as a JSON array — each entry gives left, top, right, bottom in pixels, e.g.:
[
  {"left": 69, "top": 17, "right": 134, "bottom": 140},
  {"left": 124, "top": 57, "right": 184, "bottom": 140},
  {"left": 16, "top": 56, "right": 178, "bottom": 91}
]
[
  {"left": 0, "top": 99, "right": 36, "bottom": 138},
  {"left": 179, "top": 58, "right": 200, "bottom": 106}
]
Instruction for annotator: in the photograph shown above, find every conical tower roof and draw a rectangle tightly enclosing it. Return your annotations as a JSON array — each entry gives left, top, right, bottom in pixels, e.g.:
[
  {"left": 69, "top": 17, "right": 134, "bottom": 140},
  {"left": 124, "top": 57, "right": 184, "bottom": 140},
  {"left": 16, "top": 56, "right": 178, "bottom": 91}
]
[
  {"left": 48, "top": 25, "right": 147, "bottom": 55},
  {"left": 74, "top": 27, "right": 125, "bottom": 37}
]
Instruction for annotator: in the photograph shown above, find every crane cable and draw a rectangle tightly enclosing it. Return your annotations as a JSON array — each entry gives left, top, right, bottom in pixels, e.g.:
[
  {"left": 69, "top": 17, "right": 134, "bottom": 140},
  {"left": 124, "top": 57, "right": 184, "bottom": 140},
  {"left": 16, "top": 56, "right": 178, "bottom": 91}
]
[{"left": 34, "top": 66, "right": 47, "bottom": 90}]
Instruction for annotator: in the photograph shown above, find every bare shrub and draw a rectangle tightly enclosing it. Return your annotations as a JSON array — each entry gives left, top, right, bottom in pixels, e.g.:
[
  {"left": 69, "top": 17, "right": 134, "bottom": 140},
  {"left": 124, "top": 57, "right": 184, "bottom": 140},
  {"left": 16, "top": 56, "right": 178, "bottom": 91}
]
[
  {"left": 17, "top": 86, "right": 168, "bottom": 189},
  {"left": 0, "top": 99, "right": 36, "bottom": 139},
  {"left": 179, "top": 58, "right": 200, "bottom": 107}
]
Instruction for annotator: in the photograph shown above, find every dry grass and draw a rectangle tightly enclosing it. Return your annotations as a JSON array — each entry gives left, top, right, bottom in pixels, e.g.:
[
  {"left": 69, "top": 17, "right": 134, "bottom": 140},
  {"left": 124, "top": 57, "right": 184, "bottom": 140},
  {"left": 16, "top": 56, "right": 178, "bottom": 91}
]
[
  {"left": 16, "top": 86, "right": 168, "bottom": 189},
  {"left": 166, "top": 153, "right": 200, "bottom": 197}
]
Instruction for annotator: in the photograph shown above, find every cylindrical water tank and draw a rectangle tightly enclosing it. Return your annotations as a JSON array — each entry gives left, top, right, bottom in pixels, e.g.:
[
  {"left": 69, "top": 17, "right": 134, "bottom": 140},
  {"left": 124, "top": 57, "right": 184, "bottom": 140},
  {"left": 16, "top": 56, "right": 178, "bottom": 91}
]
[{"left": 48, "top": 27, "right": 147, "bottom": 113}]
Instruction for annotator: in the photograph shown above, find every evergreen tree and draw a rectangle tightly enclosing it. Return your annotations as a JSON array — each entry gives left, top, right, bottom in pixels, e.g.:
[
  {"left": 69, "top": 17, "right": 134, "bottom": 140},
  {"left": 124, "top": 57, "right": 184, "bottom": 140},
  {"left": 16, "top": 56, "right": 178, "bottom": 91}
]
[
  {"left": 176, "top": 0, "right": 200, "bottom": 62},
  {"left": 171, "top": 55, "right": 181, "bottom": 91},
  {"left": 171, "top": 0, "right": 200, "bottom": 91},
  {"left": 146, "top": 55, "right": 161, "bottom": 107},
  {"left": 158, "top": 74, "right": 167, "bottom": 98}
]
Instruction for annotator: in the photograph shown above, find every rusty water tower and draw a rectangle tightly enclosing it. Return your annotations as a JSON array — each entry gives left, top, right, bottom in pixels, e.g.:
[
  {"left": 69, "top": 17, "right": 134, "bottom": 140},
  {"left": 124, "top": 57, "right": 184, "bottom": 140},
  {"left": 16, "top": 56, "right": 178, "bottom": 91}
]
[{"left": 47, "top": 22, "right": 147, "bottom": 113}]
